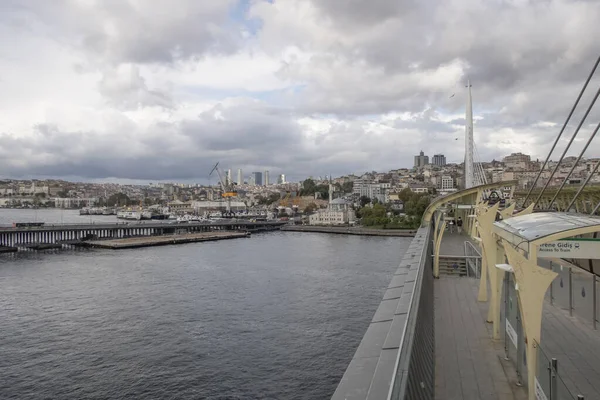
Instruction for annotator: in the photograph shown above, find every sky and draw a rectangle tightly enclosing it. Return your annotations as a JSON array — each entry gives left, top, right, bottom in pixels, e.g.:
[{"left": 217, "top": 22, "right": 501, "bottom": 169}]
[{"left": 1, "top": 0, "right": 600, "bottom": 184}]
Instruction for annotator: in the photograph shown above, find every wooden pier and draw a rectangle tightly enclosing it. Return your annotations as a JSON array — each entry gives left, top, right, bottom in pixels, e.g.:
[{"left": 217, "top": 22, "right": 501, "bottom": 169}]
[{"left": 78, "top": 231, "right": 249, "bottom": 249}]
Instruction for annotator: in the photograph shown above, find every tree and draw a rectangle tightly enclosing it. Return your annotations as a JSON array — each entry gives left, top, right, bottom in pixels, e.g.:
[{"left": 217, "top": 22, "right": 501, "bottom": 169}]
[
  {"left": 359, "top": 196, "right": 371, "bottom": 208},
  {"left": 304, "top": 202, "right": 318, "bottom": 214},
  {"left": 107, "top": 192, "right": 131, "bottom": 207},
  {"left": 300, "top": 178, "right": 317, "bottom": 195}
]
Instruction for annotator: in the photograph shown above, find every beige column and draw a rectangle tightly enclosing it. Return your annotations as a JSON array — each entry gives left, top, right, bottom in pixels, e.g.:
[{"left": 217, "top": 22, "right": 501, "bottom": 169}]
[
  {"left": 477, "top": 202, "right": 500, "bottom": 303},
  {"left": 433, "top": 219, "right": 447, "bottom": 278},
  {"left": 503, "top": 243, "right": 557, "bottom": 400}
]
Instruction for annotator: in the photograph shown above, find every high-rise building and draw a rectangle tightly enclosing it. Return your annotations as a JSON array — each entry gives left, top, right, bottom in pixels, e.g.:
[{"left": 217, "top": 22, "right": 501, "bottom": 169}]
[
  {"left": 237, "top": 169, "right": 243, "bottom": 185},
  {"left": 264, "top": 170, "right": 269, "bottom": 186},
  {"left": 414, "top": 151, "right": 429, "bottom": 168},
  {"left": 226, "top": 169, "right": 232, "bottom": 186},
  {"left": 277, "top": 174, "right": 286, "bottom": 184},
  {"left": 432, "top": 154, "right": 446, "bottom": 166},
  {"left": 252, "top": 172, "right": 263, "bottom": 186}
]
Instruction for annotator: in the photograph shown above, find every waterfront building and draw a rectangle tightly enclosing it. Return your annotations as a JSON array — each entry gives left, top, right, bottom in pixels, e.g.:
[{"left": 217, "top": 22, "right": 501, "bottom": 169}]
[
  {"left": 308, "top": 187, "right": 356, "bottom": 226},
  {"left": 264, "top": 170, "right": 270, "bottom": 186}
]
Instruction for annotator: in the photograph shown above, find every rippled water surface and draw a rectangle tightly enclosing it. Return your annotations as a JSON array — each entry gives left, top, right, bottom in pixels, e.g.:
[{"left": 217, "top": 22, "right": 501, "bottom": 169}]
[{"left": 0, "top": 214, "right": 409, "bottom": 399}]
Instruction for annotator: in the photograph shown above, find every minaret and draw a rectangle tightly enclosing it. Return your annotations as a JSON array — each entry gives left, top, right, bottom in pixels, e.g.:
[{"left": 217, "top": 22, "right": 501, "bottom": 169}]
[{"left": 464, "top": 80, "right": 475, "bottom": 189}]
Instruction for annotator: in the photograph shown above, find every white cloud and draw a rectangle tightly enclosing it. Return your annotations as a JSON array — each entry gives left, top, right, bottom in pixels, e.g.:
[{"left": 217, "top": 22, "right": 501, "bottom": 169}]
[{"left": 0, "top": 0, "right": 599, "bottom": 181}]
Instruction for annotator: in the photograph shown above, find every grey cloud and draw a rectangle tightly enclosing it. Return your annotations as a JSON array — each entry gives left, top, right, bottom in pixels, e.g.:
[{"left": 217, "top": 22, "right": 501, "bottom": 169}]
[
  {"left": 267, "top": 0, "right": 600, "bottom": 123},
  {"left": 98, "top": 65, "right": 173, "bottom": 109},
  {"left": 5, "top": 0, "right": 241, "bottom": 65}
]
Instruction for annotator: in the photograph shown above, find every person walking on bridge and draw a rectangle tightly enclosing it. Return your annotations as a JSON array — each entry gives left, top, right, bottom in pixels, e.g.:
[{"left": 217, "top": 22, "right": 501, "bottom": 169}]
[{"left": 457, "top": 217, "right": 463, "bottom": 234}]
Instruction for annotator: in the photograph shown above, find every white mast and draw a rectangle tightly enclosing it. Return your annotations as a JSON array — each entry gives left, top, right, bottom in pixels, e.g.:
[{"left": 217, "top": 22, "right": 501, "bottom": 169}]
[{"left": 464, "top": 80, "right": 475, "bottom": 189}]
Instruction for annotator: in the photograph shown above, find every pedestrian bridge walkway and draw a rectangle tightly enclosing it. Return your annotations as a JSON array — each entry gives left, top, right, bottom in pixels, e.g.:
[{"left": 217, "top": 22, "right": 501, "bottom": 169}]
[{"left": 438, "top": 231, "right": 600, "bottom": 400}]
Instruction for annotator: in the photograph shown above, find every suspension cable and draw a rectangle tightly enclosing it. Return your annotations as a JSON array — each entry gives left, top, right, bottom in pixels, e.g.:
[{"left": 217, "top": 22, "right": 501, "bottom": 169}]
[
  {"left": 522, "top": 56, "right": 600, "bottom": 207},
  {"left": 534, "top": 85, "right": 600, "bottom": 209},
  {"left": 562, "top": 121, "right": 600, "bottom": 211}
]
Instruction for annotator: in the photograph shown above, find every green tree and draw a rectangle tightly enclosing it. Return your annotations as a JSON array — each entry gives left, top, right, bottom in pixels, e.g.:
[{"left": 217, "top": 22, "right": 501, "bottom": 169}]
[
  {"left": 359, "top": 196, "right": 371, "bottom": 208},
  {"left": 300, "top": 179, "right": 317, "bottom": 195},
  {"left": 107, "top": 192, "right": 131, "bottom": 207}
]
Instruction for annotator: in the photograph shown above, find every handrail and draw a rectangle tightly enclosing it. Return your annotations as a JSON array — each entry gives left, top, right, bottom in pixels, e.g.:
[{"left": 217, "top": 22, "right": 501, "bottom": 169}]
[
  {"left": 464, "top": 240, "right": 482, "bottom": 257},
  {"left": 388, "top": 226, "right": 433, "bottom": 399}
]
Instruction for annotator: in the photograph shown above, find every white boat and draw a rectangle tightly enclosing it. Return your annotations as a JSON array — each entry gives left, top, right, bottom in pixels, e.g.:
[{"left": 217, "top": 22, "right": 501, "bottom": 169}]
[{"left": 117, "top": 210, "right": 142, "bottom": 220}]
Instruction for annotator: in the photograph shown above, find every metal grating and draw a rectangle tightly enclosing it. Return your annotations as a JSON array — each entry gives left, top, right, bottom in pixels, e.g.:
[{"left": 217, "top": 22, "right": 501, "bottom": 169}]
[{"left": 390, "top": 226, "right": 435, "bottom": 400}]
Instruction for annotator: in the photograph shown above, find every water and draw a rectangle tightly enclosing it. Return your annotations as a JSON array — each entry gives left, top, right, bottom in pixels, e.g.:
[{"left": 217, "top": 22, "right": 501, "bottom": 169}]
[{"left": 0, "top": 213, "right": 409, "bottom": 399}]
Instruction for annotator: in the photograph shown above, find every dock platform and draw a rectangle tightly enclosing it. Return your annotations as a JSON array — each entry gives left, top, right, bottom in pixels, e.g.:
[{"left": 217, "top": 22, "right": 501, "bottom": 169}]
[{"left": 80, "top": 231, "right": 249, "bottom": 249}]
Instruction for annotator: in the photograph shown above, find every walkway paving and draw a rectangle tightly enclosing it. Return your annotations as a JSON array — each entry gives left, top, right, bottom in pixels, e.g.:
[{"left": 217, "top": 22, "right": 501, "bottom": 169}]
[{"left": 435, "top": 276, "right": 527, "bottom": 400}]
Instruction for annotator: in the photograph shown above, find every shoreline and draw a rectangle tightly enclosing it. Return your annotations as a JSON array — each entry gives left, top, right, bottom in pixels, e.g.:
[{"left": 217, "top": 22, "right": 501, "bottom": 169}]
[{"left": 280, "top": 225, "right": 416, "bottom": 237}]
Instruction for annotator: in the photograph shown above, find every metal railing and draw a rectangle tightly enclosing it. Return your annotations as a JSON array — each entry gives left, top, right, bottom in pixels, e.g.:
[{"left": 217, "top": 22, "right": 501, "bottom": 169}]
[
  {"left": 535, "top": 339, "right": 583, "bottom": 400},
  {"left": 464, "top": 240, "right": 482, "bottom": 278},
  {"left": 390, "top": 225, "right": 434, "bottom": 400}
]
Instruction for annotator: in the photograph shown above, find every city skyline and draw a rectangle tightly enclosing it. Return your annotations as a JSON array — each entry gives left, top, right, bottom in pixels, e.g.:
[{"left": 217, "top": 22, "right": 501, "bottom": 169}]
[{"left": 1, "top": 1, "right": 599, "bottom": 182}]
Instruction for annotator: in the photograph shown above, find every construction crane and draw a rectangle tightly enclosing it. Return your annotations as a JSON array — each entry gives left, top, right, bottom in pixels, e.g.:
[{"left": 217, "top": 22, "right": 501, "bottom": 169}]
[{"left": 209, "top": 162, "right": 237, "bottom": 215}]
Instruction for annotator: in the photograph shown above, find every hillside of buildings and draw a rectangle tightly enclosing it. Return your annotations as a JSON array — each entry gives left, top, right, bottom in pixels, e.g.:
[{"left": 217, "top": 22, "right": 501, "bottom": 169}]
[{"left": 0, "top": 150, "right": 597, "bottom": 226}]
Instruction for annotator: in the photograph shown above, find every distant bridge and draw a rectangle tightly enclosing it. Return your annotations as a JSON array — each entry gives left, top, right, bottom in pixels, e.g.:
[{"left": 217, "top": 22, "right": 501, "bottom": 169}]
[{"left": 0, "top": 220, "right": 286, "bottom": 249}]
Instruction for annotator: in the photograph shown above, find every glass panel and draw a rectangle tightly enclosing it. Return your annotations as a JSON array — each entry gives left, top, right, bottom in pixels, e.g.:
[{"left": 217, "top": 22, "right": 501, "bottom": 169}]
[
  {"left": 505, "top": 273, "right": 519, "bottom": 374},
  {"left": 597, "top": 278, "right": 600, "bottom": 325},
  {"left": 535, "top": 341, "right": 551, "bottom": 400},
  {"left": 573, "top": 268, "right": 594, "bottom": 325},
  {"left": 520, "top": 317, "right": 528, "bottom": 387},
  {"left": 551, "top": 263, "right": 571, "bottom": 312},
  {"left": 555, "top": 370, "right": 577, "bottom": 400}
]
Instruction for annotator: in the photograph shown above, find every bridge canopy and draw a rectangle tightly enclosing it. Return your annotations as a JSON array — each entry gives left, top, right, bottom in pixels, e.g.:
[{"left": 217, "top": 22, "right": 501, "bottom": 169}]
[{"left": 493, "top": 212, "right": 600, "bottom": 248}]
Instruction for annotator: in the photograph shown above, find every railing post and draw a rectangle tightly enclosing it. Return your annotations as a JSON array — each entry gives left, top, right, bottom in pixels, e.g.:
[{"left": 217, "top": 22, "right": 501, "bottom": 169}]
[
  {"left": 516, "top": 305, "right": 523, "bottom": 386},
  {"left": 550, "top": 358, "right": 558, "bottom": 400},
  {"left": 550, "top": 261, "right": 554, "bottom": 305},
  {"left": 569, "top": 267, "right": 573, "bottom": 317},
  {"left": 504, "top": 271, "right": 509, "bottom": 360},
  {"left": 594, "top": 274, "right": 597, "bottom": 330}
]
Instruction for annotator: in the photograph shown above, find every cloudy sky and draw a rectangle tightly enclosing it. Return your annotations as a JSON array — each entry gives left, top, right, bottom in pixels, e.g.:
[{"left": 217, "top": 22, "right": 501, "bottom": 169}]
[{"left": 1, "top": 0, "right": 599, "bottom": 183}]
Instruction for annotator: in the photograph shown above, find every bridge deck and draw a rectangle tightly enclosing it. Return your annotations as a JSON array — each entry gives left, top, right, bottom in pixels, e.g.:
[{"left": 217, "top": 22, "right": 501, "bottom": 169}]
[
  {"left": 436, "top": 232, "right": 526, "bottom": 400},
  {"left": 438, "top": 231, "right": 600, "bottom": 399},
  {"left": 436, "top": 276, "right": 526, "bottom": 400}
]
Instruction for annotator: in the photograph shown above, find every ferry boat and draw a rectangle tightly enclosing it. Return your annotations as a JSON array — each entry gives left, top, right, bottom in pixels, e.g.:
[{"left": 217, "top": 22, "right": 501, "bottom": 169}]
[{"left": 117, "top": 209, "right": 153, "bottom": 220}]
